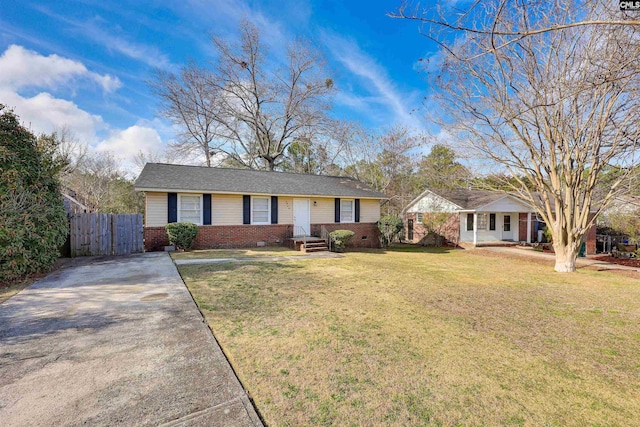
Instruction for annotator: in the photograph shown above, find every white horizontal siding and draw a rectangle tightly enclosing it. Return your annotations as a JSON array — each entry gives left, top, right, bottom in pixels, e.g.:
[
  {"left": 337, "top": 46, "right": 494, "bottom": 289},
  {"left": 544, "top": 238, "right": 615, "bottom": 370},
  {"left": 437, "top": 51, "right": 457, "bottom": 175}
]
[
  {"left": 212, "top": 194, "right": 243, "bottom": 225},
  {"left": 310, "top": 197, "right": 335, "bottom": 224},
  {"left": 145, "top": 192, "right": 382, "bottom": 227},
  {"left": 360, "top": 199, "right": 381, "bottom": 223},
  {"left": 278, "top": 197, "right": 293, "bottom": 224}
]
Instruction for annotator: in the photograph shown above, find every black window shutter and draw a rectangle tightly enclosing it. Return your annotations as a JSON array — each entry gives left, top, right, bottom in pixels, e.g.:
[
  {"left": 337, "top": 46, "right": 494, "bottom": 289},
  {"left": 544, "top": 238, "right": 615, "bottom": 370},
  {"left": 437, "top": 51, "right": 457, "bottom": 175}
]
[
  {"left": 489, "top": 213, "right": 496, "bottom": 231},
  {"left": 203, "top": 194, "right": 212, "bottom": 225},
  {"left": 466, "top": 213, "right": 474, "bottom": 231},
  {"left": 271, "top": 196, "right": 278, "bottom": 224},
  {"left": 334, "top": 198, "right": 341, "bottom": 223},
  {"left": 243, "top": 195, "right": 251, "bottom": 224},
  {"left": 355, "top": 199, "right": 360, "bottom": 223},
  {"left": 168, "top": 193, "right": 177, "bottom": 223}
]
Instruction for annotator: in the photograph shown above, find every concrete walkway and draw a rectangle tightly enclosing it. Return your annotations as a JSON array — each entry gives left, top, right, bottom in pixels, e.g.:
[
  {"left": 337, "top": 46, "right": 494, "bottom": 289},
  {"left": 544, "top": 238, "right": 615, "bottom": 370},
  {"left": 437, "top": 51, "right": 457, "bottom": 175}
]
[
  {"left": 480, "top": 246, "right": 639, "bottom": 272},
  {"left": 0, "top": 253, "right": 262, "bottom": 427},
  {"left": 174, "top": 251, "right": 342, "bottom": 266}
]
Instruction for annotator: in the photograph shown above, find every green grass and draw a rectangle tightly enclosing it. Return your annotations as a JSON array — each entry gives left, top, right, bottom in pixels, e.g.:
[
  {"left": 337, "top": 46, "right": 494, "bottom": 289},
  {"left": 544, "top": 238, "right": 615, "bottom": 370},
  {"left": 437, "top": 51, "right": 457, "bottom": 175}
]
[
  {"left": 178, "top": 246, "right": 640, "bottom": 426},
  {"left": 170, "top": 246, "right": 302, "bottom": 260}
]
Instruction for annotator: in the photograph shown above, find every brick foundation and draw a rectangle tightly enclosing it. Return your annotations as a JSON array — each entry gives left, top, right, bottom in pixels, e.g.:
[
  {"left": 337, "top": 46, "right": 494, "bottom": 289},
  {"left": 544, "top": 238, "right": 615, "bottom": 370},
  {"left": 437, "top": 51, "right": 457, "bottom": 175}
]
[
  {"left": 310, "top": 223, "right": 381, "bottom": 248},
  {"left": 144, "top": 222, "right": 381, "bottom": 251}
]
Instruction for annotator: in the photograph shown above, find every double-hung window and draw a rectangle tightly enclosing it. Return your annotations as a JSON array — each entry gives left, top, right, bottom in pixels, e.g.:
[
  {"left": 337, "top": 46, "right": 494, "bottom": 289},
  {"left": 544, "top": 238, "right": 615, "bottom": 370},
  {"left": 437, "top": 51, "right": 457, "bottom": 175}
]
[
  {"left": 477, "top": 213, "right": 488, "bottom": 230},
  {"left": 466, "top": 213, "right": 474, "bottom": 231},
  {"left": 178, "top": 194, "right": 202, "bottom": 225},
  {"left": 340, "top": 199, "right": 354, "bottom": 223},
  {"left": 252, "top": 196, "right": 270, "bottom": 224}
]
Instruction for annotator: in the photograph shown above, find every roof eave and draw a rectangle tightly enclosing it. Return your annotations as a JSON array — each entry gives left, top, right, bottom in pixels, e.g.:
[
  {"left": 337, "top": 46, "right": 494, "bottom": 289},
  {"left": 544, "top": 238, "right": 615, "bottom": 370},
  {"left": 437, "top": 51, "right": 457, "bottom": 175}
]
[{"left": 134, "top": 187, "right": 386, "bottom": 199}]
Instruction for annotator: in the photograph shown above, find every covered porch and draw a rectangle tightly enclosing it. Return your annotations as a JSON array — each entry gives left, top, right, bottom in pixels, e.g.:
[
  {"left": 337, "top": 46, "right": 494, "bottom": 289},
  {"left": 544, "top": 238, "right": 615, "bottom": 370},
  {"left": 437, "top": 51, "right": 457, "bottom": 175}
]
[{"left": 459, "top": 196, "right": 541, "bottom": 246}]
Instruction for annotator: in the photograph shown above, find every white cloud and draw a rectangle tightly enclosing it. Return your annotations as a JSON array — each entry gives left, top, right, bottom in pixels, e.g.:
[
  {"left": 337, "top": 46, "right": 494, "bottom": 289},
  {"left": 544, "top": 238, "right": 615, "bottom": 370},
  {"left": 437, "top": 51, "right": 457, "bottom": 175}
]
[
  {"left": 183, "top": 0, "right": 289, "bottom": 47},
  {"left": 31, "top": 6, "right": 174, "bottom": 70},
  {"left": 96, "top": 125, "right": 163, "bottom": 159},
  {"left": 0, "top": 45, "right": 167, "bottom": 170},
  {"left": 81, "top": 26, "right": 174, "bottom": 70},
  {"left": 0, "top": 89, "right": 105, "bottom": 143},
  {"left": 0, "top": 44, "right": 121, "bottom": 92},
  {"left": 322, "top": 32, "right": 419, "bottom": 128}
]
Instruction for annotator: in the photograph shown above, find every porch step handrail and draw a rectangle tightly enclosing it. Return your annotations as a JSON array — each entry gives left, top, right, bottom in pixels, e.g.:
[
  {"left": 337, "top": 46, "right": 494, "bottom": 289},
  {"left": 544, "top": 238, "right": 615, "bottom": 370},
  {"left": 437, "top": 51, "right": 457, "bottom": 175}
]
[
  {"left": 320, "top": 225, "right": 332, "bottom": 252},
  {"left": 293, "top": 226, "right": 308, "bottom": 245}
]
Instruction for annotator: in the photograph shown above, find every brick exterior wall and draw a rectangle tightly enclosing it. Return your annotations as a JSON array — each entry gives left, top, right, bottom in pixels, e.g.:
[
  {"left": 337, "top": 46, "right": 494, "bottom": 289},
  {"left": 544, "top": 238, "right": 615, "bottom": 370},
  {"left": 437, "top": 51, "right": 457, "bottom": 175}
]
[
  {"left": 404, "top": 212, "right": 460, "bottom": 246},
  {"left": 310, "top": 223, "right": 381, "bottom": 248},
  {"left": 144, "top": 222, "right": 381, "bottom": 251}
]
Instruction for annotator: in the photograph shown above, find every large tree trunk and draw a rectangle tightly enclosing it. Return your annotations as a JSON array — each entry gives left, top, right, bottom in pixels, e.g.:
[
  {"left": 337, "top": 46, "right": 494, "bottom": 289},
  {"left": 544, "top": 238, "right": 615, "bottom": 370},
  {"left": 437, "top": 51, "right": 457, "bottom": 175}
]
[
  {"left": 552, "top": 243, "right": 579, "bottom": 273},
  {"left": 552, "top": 225, "right": 582, "bottom": 272}
]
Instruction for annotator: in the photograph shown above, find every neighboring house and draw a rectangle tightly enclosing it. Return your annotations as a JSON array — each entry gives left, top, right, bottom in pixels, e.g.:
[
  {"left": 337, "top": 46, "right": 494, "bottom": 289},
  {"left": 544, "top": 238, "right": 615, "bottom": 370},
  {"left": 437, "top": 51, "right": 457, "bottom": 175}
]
[
  {"left": 134, "top": 163, "right": 386, "bottom": 251},
  {"left": 404, "top": 188, "right": 597, "bottom": 254}
]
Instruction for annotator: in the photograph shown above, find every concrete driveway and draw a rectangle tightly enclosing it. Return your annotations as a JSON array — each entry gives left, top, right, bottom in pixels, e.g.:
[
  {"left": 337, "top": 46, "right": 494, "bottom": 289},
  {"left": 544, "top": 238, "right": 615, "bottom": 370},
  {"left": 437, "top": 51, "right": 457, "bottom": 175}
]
[{"left": 0, "top": 253, "right": 262, "bottom": 426}]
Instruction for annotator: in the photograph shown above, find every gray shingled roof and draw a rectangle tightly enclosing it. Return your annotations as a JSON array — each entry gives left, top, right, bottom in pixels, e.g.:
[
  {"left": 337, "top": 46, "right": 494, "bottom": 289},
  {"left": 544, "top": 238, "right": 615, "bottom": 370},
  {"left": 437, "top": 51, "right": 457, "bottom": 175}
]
[
  {"left": 429, "top": 188, "right": 513, "bottom": 210},
  {"left": 134, "top": 163, "right": 386, "bottom": 199}
]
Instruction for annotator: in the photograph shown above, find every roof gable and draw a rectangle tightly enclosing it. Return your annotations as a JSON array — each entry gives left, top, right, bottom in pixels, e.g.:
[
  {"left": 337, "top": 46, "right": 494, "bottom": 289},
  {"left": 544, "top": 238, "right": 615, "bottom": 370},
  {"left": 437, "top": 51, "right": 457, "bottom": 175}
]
[
  {"left": 405, "top": 189, "right": 461, "bottom": 213},
  {"left": 405, "top": 188, "right": 533, "bottom": 212},
  {"left": 476, "top": 195, "right": 533, "bottom": 212},
  {"left": 134, "top": 163, "right": 386, "bottom": 199}
]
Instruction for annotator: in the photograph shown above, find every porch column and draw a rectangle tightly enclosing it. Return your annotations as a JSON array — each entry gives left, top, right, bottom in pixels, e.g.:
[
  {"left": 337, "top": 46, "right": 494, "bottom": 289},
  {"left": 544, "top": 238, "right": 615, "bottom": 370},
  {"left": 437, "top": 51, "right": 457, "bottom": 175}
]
[
  {"left": 526, "top": 212, "right": 532, "bottom": 244},
  {"left": 473, "top": 212, "right": 478, "bottom": 246}
]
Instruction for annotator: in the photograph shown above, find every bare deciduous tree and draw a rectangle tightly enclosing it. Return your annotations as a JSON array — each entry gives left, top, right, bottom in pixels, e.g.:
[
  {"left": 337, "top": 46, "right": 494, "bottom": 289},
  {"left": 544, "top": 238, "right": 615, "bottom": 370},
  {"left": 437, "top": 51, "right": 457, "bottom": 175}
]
[
  {"left": 151, "top": 64, "right": 222, "bottom": 167},
  {"left": 151, "top": 20, "right": 335, "bottom": 170},
  {"left": 390, "top": 0, "right": 640, "bottom": 54},
  {"left": 209, "top": 20, "right": 335, "bottom": 170},
  {"left": 395, "top": 1, "right": 640, "bottom": 271},
  {"left": 344, "top": 125, "right": 424, "bottom": 214}
]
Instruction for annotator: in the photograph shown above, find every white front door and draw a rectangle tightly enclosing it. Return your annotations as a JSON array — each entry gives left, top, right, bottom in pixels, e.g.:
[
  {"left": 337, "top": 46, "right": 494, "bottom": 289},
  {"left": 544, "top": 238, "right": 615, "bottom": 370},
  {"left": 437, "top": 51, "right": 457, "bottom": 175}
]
[
  {"left": 502, "top": 214, "right": 512, "bottom": 240},
  {"left": 293, "top": 198, "right": 310, "bottom": 236}
]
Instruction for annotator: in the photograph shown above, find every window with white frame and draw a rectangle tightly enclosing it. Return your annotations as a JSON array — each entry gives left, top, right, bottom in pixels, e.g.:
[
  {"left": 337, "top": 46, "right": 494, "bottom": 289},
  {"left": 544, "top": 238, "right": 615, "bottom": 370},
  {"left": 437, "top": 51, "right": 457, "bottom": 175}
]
[
  {"left": 252, "top": 196, "right": 270, "bottom": 224},
  {"left": 340, "top": 199, "right": 354, "bottom": 222},
  {"left": 178, "top": 194, "right": 202, "bottom": 225},
  {"left": 417, "top": 212, "right": 423, "bottom": 223},
  {"left": 477, "top": 213, "right": 488, "bottom": 230}
]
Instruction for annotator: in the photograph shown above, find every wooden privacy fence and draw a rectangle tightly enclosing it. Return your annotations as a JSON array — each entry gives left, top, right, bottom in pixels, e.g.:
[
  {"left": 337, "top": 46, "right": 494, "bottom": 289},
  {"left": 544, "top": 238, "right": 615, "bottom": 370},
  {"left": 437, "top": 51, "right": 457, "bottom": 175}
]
[{"left": 70, "top": 213, "right": 143, "bottom": 257}]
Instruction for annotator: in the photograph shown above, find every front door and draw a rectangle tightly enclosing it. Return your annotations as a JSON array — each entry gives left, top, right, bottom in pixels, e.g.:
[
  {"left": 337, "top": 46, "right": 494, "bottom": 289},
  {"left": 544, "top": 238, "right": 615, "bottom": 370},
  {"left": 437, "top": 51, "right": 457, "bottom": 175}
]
[
  {"left": 407, "top": 219, "right": 414, "bottom": 241},
  {"left": 502, "top": 214, "right": 512, "bottom": 240},
  {"left": 293, "top": 198, "right": 310, "bottom": 236}
]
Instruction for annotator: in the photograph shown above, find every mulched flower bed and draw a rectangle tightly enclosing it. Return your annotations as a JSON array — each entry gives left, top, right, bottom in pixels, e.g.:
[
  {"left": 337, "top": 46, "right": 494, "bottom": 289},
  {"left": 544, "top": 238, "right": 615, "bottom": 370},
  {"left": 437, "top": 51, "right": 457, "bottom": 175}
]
[{"left": 592, "top": 255, "right": 640, "bottom": 268}]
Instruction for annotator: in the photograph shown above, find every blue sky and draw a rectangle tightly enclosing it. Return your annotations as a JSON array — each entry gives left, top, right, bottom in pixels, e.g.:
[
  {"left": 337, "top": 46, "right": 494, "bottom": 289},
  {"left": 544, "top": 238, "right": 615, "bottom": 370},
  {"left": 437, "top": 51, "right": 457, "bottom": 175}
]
[{"left": 0, "top": 0, "right": 441, "bottom": 167}]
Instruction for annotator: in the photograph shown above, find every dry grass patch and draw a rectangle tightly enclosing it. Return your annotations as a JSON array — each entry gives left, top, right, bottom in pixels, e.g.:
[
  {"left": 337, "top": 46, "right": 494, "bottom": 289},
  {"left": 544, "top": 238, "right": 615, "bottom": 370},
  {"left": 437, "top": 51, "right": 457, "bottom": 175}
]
[
  {"left": 0, "top": 277, "right": 36, "bottom": 304},
  {"left": 1, "top": 258, "right": 71, "bottom": 304},
  {"left": 170, "top": 246, "right": 301, "bottom": 260},
  {"left": 178, "top": 246, "right": 640, "bottom": 426}
]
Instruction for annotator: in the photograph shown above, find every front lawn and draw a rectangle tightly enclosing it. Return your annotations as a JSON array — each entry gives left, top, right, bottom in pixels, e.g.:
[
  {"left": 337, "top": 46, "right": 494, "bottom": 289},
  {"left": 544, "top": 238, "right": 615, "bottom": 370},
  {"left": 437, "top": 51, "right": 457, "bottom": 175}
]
[
  {"left": 178, "top": 246, "right": 640, "bottom": 426},
  {"left": 170, "top": 246, "right": 301, "bottom": 260}
]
